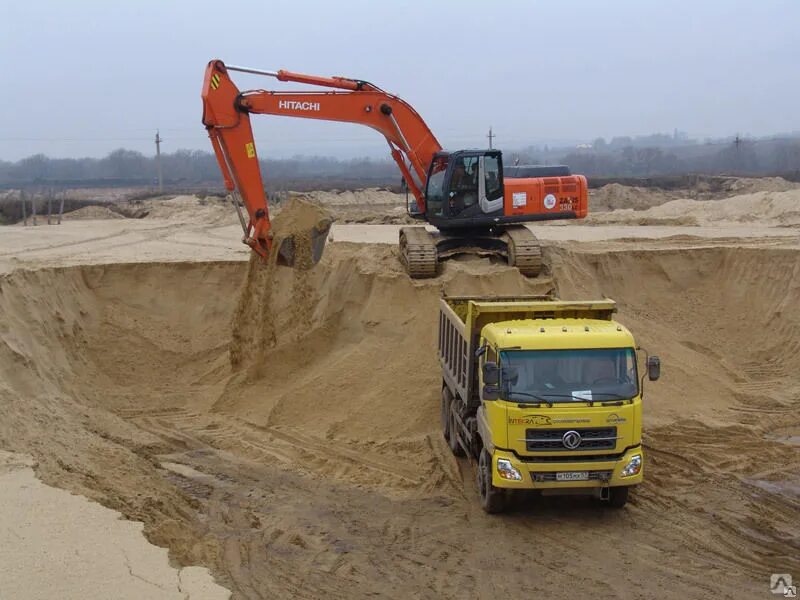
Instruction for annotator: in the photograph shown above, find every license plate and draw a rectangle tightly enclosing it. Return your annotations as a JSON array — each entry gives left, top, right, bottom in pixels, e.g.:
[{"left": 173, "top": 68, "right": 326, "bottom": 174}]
[{"left": 556, "top": 471, "right": 589, "bottom": 481}]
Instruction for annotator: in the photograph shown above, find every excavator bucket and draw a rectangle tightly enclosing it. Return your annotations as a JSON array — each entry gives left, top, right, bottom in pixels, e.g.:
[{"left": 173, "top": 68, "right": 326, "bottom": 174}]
[{"left": 274, "top": 217, "right": 334, "bottom": 268}]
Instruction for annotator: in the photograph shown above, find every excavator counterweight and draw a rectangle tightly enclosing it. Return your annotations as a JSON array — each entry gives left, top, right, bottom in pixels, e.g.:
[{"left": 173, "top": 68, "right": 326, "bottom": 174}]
[{"left": 201, "top": 59, "right": 588, "bottom": 276}]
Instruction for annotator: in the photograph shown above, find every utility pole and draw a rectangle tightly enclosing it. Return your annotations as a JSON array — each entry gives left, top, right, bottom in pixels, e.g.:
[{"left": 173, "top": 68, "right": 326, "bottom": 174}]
[
  {"left": 734, "top": 134, "right": 742, "bottom": 172},
  {"left": 58, "top": 191, "right": 65, "bottom": 225},
  {"left": 155, "top": 130, "right": 163, "bottom": 193},
  {"left": 21, "top": 190, "right": 27, "bottom": 226},
  {"left": 487, "top": 127, "right": 495, "bottom": 150}
]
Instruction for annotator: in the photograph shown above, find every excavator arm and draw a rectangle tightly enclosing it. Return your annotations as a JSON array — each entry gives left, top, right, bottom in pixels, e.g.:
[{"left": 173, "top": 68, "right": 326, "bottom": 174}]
[{"left": 201, "top": 59, "right": 442, "bottom": 263}]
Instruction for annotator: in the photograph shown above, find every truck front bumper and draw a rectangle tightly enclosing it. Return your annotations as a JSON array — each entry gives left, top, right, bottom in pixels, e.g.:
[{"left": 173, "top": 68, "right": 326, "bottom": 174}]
[{"left": 491, "top": 446, "right": 644, "bottom": 489}]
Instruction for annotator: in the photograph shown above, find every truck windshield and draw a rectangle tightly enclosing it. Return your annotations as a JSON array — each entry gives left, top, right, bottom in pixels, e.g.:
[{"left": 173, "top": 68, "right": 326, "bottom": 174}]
[{"left": 499, "top": 348, "right": 639, "bottom": 403}]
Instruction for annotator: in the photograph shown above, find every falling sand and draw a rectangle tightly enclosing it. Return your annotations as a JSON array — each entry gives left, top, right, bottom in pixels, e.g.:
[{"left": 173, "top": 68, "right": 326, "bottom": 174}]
[{"left": 229, "top": 198, "right": 331, "bottom": 374}]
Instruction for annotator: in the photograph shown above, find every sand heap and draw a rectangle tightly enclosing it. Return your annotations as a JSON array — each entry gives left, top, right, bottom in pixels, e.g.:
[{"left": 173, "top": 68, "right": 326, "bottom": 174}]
[
  {"left": 587, "top": 188, "right": 800, "bottom": 227},
  {"left": 62, "top": 205, "right": 125, "bottom": 220},
  {"left": 139, "top": 195, "right": 237, "bottom": 226},
  {"left": 590, "top": 183, "right": 678, "bottom": 212},
  {"left": 296, "top": 188, "right": 404, "bottom": 206},
  {"left": 286, "top": 189, "right": 412, "bottom": 225}
]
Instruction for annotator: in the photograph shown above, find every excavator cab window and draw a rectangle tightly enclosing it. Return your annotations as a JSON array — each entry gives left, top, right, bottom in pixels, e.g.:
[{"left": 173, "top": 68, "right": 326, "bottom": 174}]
[
  {"left": 447, "top": 156, "right": 479, "bottom": 216},
  {"left": 425, "top": 155, "right": 450, "bottom": 216}
]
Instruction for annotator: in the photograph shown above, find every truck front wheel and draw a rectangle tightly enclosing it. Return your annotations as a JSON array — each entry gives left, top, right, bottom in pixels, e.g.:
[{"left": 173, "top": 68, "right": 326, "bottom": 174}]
[
  {"left": 607, "top": 486, "right": 630, "bottom": 508},
  {"left": 477, "top": 449, "right": 507, "bottom": 514}
]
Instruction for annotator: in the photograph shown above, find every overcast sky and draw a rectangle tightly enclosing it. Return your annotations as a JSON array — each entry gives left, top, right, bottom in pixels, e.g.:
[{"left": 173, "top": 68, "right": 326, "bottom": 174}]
[{"left": 2, "top": 0, "right": 798, "bottom": 161}]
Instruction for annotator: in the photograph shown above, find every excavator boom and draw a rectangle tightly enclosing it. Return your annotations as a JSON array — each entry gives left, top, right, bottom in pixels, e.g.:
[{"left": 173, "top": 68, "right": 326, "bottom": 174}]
[{"left": 202, "top": 59, "right": 441, "bottom": 265}]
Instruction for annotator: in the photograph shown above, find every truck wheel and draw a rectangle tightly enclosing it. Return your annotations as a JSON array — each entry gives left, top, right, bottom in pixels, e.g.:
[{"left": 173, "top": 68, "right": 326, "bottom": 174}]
[
  {"left": 448, "top": 406, "right": 466, "bottom": 457},
  {"left": 440, "top": 386, "right": 451, "bottom": 442},
  {"left": 477, "top": 449, "right": 506, "bottom": 514},
  {"left": 607, "top": 486, "right": 629, "bottom": 508}
]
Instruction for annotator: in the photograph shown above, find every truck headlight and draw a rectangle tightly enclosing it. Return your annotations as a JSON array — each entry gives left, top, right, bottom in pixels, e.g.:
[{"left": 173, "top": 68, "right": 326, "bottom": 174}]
[
  {"left": 621, "top": 454, "right": 642, "bottom": 477},
  {"left": 496, "top": 458, "right": 522, "bottom": 481}
]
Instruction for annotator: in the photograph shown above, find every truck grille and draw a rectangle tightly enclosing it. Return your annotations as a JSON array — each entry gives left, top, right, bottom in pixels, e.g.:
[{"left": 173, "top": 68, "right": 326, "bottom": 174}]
[
  {"left": 524, "top": 427, "right": 618, "bottom": 451},
  {"left": 531, "top": 470, "right": 612, "bottom": 482}
]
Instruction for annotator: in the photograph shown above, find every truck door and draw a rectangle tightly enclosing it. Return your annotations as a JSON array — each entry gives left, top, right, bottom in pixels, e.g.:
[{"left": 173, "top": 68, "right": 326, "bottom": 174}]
[
  {"left": 478, "top": 342, "right": 509, "bottom": 450},
  {"left": 478, "top": 152, "right": 504, "bottom": 214}
]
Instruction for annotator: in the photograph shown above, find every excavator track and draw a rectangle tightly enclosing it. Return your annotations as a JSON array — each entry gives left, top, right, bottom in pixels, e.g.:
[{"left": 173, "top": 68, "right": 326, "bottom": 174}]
[
  {"left": 503, "top": 226, "right": 543, "bottom": 277},
  {"left": 399, "top": 227, "right": 438, "bottom": 279}
]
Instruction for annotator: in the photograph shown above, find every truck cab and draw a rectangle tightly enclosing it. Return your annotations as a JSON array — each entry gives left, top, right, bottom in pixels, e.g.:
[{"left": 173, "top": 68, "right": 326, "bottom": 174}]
[{"left": 438, "top": 296, "right": 660, "bottom": 513}]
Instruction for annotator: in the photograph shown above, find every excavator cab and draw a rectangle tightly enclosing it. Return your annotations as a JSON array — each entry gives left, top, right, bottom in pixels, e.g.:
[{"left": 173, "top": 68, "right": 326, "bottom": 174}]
[{"left": 423, "top": 150, "right": 505, "bottom": 228}]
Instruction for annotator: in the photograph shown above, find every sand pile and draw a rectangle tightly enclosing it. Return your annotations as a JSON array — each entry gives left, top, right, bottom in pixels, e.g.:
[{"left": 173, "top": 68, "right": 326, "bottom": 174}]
[
  {"left": 587, "top": 188, "right": 800, "bottom": 227},
  {"left": 590, "top": 183, "right": 679, "bottom": 212},
  {"left": 589, "top": 177, "right": 800, "bottom": 214},
  {"left": 714, "top": 176, "right": 800, "bottom": 195},
  {"left": 297, "top": 188, "right": 404, "bottom": 206},
  {"left": 139, "top": 195, "right": 238, "bottom": 225},
  {"left": 62, "top": 205, "right": 124, "bottom": 220},
  {"left": 286, "top": 189, "right": 412, "bottom": 224}
]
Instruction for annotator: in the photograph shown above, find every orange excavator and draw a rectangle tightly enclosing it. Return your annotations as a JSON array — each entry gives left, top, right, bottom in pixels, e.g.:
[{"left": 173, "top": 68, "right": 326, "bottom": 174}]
[{"left": 201, "top": 59, "right": 588, "bottom": 277}]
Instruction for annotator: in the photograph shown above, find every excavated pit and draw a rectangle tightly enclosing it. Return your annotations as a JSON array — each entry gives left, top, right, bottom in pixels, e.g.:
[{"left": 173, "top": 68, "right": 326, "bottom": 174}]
[{"left": 0, "top": 242, "right": 798, "bottom": 599}]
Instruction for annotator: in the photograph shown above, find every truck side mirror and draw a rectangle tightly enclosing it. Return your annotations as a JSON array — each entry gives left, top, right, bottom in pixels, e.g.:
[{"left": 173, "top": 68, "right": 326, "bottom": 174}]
[
  {"left": 482, "top": 361, "right": 499, "bottom": 385},
  {"left": 647, "top": 356, "right": 661, "bottom": 381},
  {"left": 482, "top": 385, "right": 500, "bottom": 401}
]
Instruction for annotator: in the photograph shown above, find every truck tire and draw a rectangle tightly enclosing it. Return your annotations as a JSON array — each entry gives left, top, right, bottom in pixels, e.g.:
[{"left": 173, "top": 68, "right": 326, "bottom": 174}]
[
  {"left": 440, "top": 386, "right": 451, "bottom": 442},
  {"left": 607, "top": 486, "right": 629, "bottom": 508},
  {"left": 477, "top": 449, "right": 507, "bottom": 514},
  {"left": 448, "top": 405, "right": 466, "bottom": 457}
]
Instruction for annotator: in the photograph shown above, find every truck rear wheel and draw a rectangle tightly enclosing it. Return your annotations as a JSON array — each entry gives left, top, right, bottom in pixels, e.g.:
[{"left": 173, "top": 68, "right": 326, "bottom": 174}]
[
  {"left": 440, "top": 386, "right": 451, "bottom": 442},
  {"left": 477, "top": 449, "right": 507, "bottom": 514},
  {"left": 448, "top": 406, "right": 466, "bottom": 457}
]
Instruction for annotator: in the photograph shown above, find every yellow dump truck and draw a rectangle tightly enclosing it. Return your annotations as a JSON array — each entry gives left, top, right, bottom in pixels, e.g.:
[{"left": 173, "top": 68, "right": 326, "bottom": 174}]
[{"left": 439, "top": 295, "right": 660, "bottom": 513}]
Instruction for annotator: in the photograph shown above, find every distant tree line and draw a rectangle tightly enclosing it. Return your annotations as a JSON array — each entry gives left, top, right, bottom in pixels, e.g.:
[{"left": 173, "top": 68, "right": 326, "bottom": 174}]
[
  {"left": 516, "top": 135, "right": 800, "bottom": 179},
  {"left": 1, "top": 134, "right": 799, "bottom": 188},
  {"left": 0, "top": 149, "right": 400, "bottom": 188}
]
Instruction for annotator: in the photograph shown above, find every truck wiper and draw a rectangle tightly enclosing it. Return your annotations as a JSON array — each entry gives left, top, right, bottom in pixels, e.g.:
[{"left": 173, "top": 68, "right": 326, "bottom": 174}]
[
  {"left": 505, "top": 391, "right": 553, "bottom": 407},
  {"left": 537, "top": 392, "right": 631, "bottom": 402},
  {"left": 591, "top": 392, "right": 631, "bottom": 401},
  {"left": 528, "top": 393, "right": 603, "bottom": 406}
]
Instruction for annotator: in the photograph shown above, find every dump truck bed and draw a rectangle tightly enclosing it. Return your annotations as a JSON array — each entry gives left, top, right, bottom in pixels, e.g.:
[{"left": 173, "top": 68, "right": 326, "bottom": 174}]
[{"left": 438, "top": 295, "right": 617, "bottom": 406}]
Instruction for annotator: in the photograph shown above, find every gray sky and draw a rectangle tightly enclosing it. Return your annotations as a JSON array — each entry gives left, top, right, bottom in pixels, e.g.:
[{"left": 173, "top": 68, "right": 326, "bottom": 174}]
[{"left": 2, "top": 0, "right": 798, "bottom": 161}]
